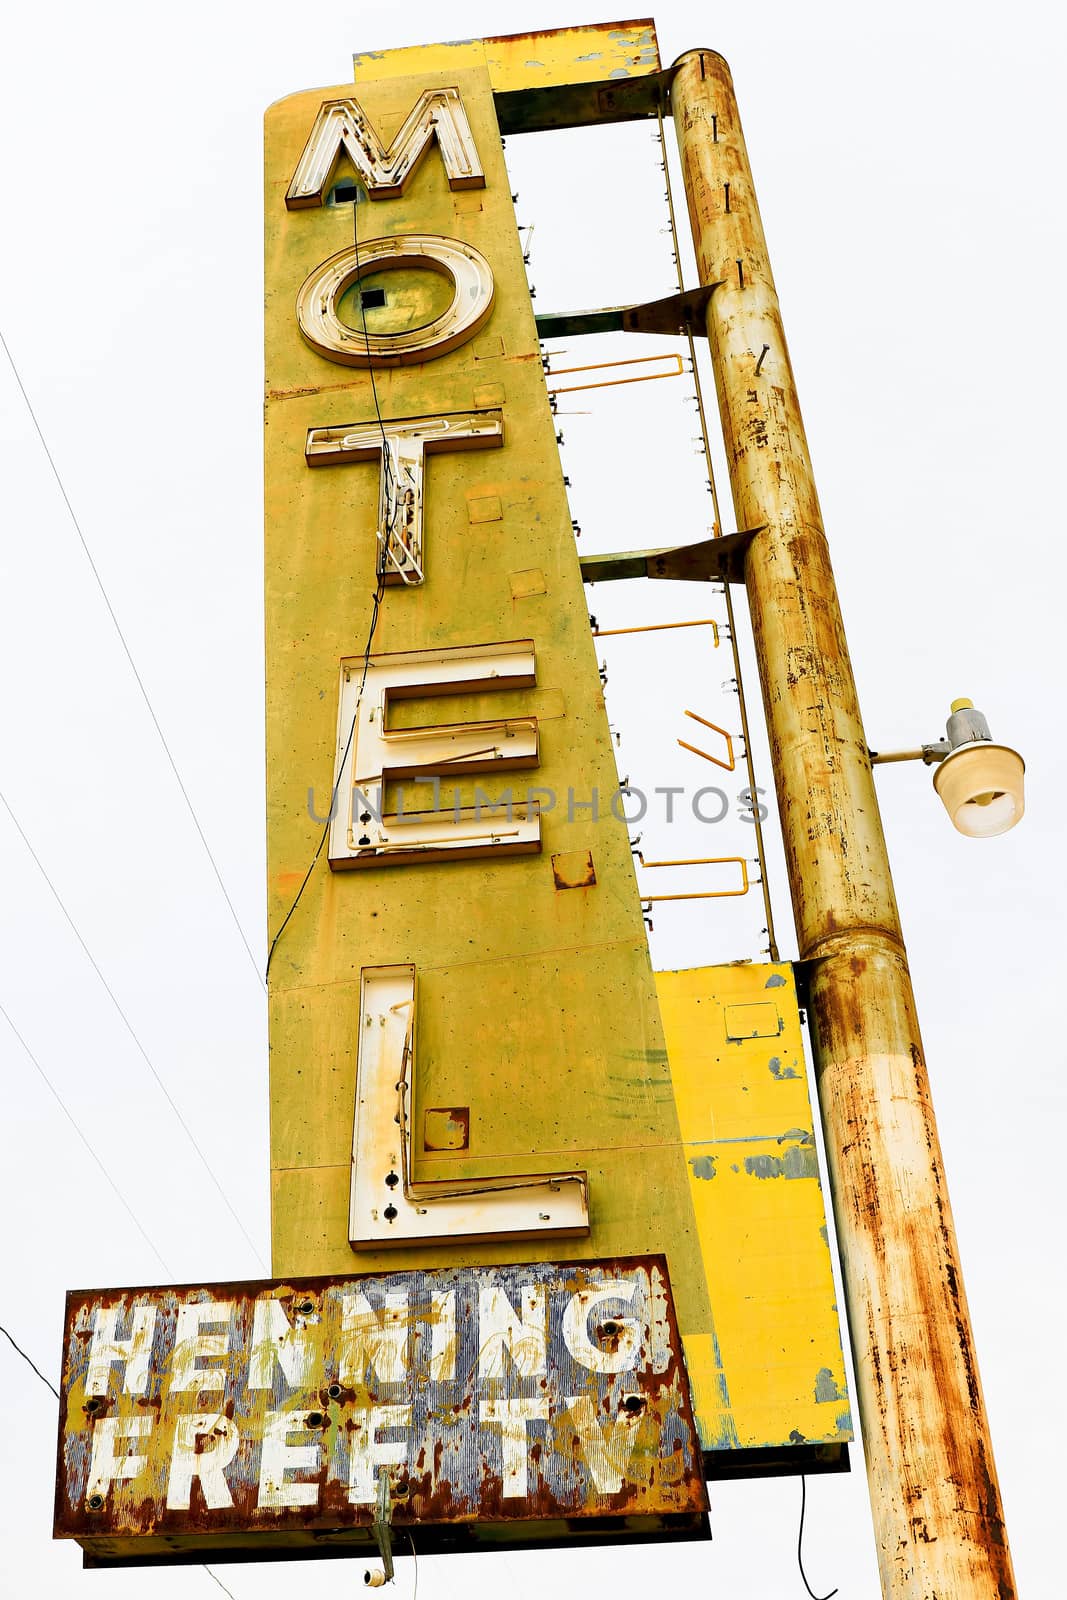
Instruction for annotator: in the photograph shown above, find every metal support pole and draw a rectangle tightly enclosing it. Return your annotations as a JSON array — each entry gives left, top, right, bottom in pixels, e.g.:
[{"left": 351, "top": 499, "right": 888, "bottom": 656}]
[{"left": 670, "top": 49, "right": 1015, "bottom": 1599}]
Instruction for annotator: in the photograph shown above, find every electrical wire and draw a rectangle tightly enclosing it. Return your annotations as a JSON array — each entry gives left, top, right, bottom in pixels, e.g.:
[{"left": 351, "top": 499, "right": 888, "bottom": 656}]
[
  {"left": 0, "top": 786, "right": 267, "bottom": 1270},
  {"left": 349, "top": 189, "right": 400, "bottom": 494},
  {"left": 265, "top": 578, "right": 384, "bottom": 976},
  {"left": 0, "top": 1321, "right": 59, "bottom": 1399},
  {"left": 0, "top": 995, "right": 171, "bottom": 1272},
  {"left": 202, "top": 1567, "right": 241, "bottom": 1599},
  {"left": 0, "top": 326, "right": 266, "bottom": 995},
  {"left": 798, "top": 1474, "right": 838, "bottom": 1600},
  {"left": 266, "top": 189, "right": 394, "bottom": 978}
]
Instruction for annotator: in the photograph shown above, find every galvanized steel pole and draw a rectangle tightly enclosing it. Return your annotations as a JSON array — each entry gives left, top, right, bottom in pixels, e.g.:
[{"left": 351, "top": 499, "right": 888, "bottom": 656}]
[{"left": 670, "top": 50, "right": 1016, "bottom": 1599}]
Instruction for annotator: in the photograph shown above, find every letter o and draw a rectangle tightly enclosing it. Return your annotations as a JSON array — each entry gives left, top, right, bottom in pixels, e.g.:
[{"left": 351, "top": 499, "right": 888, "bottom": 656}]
[{"left": 296, "top": 233, "right": 495, "bottom": 367}]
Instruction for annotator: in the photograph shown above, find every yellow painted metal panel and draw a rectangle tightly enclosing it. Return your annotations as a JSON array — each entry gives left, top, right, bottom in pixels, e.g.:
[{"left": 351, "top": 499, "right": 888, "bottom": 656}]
[
  {"left": 353, "top": 21, "right": 660, "bottom": 91},
  {"left": 657, "top": 963, "right": 851, "bottom": 1450}
]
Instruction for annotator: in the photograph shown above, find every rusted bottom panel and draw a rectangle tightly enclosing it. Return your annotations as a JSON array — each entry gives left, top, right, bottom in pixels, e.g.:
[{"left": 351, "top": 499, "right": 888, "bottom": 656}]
[
  {"left": 704, "top": 1442, "right": 849, "bottom": 1481},
  {"left": 81, "top": 1511, "right": 709, "bottom": 1567}
]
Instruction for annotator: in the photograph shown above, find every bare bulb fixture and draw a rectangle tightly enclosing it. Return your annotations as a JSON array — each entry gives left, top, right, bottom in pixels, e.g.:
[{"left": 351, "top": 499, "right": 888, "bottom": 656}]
[
  {"left": 931, "top": 699, "right": 1025, "bottom": 838},
  {"left": 869, "top": 698, "right": 1025, "bottom": 838}
]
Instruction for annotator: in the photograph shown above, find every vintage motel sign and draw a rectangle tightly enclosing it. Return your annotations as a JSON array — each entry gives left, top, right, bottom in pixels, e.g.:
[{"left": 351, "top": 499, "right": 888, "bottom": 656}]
[{"left": 55, "top": 20, "right": 850, "bottom": 1566}]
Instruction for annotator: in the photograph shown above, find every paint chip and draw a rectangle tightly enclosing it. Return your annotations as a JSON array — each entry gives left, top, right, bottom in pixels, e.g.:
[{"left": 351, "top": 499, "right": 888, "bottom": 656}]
[
  {"left": 424, "top": 1107, "right": 470, "bottom": 1151},
  {"left": 743, "top": 1144, "right": 819, "bottom": 1180},
  {"left": 814, "top": 1367, "right": 846, "bottom": 1403}
]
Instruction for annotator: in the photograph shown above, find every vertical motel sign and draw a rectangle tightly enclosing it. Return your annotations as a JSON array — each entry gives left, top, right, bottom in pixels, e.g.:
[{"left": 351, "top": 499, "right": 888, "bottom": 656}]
[{"left": 53, "top": 21, "right": 850, "bottom": 1568}]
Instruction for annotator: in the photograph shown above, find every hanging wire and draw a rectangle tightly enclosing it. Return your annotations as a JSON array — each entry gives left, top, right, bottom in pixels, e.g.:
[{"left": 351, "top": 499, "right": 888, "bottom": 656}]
[
  {"left": 0, "top": 328, "right": 265, "bottom": 992},
  {"left": 656, "top": 105, "right": 779, "bottom": 962},
  {"left": 348, "top": 187, "right": 402, "bottom": 507},
  {"left": 202, "top": 1567, "right": 241, "bottom": 1599},
  {"left": 0, "top": 995, "right": 171, "bottom": 1271},
  {"left": 0, "top": 1321, "right": 59, "bottom": 1399},
  {"left": 265, "top": 576, "right": 384, "bottom": 977},
  {"left": 0, "top": 786, "right": 267, "bottom": 1269},
  {"left": 266, "top": 190, "right": 394, "bottom": 978},
  {"left": 798, "top": 1474, "right": 839, "bottom": 1600}
]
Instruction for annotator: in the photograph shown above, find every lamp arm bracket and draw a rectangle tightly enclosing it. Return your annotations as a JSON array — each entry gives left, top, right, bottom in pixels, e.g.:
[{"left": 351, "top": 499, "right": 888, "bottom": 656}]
[{"left": 869, "top": 741, "right": 949, "bottom": 767}]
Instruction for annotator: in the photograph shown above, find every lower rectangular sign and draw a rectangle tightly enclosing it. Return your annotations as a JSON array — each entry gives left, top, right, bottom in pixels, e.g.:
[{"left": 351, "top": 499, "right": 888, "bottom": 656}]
[{"left": 55, "top": 1256, "right": 708, "bottom": 1564}]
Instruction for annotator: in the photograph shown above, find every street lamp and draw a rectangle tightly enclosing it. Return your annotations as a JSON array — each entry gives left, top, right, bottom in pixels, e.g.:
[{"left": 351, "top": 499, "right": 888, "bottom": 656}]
[{"left": 870, "top": 698, "right": 1025, "bottom": 837}]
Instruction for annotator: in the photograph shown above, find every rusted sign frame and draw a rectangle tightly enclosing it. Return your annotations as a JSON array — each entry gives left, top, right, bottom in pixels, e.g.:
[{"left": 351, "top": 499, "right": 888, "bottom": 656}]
[{"left": 55, "top": 1257, "right": 708, "bottom": 1567}]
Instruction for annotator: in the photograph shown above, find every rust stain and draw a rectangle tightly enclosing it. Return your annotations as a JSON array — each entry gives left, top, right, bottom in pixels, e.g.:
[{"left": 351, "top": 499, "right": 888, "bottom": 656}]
[{"left": 550, "top": 849, "right": 596, "bottom": 890}]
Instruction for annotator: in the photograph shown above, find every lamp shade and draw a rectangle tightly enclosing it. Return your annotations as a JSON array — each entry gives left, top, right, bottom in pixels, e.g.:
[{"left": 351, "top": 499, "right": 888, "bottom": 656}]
[{"left": 932, "top": 743, "right": 1025, "bottom": 838}]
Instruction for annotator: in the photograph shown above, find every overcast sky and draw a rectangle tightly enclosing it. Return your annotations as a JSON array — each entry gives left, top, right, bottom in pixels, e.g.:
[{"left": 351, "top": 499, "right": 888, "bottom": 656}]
[{"left": 0, "top": 3, "right": 1061, "bottom": 1597}]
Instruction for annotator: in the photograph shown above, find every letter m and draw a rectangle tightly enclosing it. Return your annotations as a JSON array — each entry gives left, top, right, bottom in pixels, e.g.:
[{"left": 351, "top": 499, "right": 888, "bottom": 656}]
[{"left": 286, "top": 89, "right": 484, "bottom": 207}]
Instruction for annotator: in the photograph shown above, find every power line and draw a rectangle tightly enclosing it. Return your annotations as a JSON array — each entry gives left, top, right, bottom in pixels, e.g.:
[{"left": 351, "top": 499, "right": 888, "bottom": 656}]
[
  {"left": 0, "top": 326, "right": 266, "bottom": 995},
  {"left": 0, "top": 995, "right": 172, "bottom": 1273},
  {"left": 0, "top": 786, "right": 267, "bottom": 1270},
  {"left": 203, "top": 1567, "right": 241, "bottom": 1599},
  {"left": 0, "top": 1321, "right": 59, "bottom": 1399},
  {"left": 265, "top": 578, "right": 383, "bottom": 975}
]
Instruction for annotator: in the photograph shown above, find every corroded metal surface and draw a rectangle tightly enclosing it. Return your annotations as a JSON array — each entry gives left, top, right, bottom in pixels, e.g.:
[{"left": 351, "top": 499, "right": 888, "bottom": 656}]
[
  {"left": 671, "top": 49, "right": 1016, "bottom": 1599},
  {"left": 55, "top": 1257, "right": 707, "bottom": 1563}
]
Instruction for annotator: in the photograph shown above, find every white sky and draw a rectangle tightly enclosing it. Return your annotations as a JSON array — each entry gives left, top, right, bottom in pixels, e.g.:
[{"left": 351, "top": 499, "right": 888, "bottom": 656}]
[{"left": 0, "top": 2, "right": 1062, "bottom": 1597}]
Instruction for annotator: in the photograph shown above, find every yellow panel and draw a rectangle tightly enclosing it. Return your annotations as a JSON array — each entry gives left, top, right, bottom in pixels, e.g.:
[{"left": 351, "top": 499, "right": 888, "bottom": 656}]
[
  {"left": 657, "top": 963, "right": 852, "bottom": 1450},
  {"left": 353, "top": 21, "right": 660, "bottom": 91}
]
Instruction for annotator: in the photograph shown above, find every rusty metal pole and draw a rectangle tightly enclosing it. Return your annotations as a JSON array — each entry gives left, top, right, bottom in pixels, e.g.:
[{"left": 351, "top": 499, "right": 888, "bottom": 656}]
[{"left": 670, "top": 50, "right": 1016, "bottom": 1599}]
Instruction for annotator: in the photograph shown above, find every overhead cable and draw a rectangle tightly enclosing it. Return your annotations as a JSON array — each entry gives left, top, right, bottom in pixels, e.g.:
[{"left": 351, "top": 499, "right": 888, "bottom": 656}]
[
  {"left": 0, "top": 326, "right": 266, "bottom": 994},
  {"left": 0, "top": 786, "right": 267, "bottom": 1270},
  {"left": 0, "top": 995, "right": 172, "bottom": 1273},
  {"left": 0, "top": 1320, "right": 60, "bottom": 1399}
]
